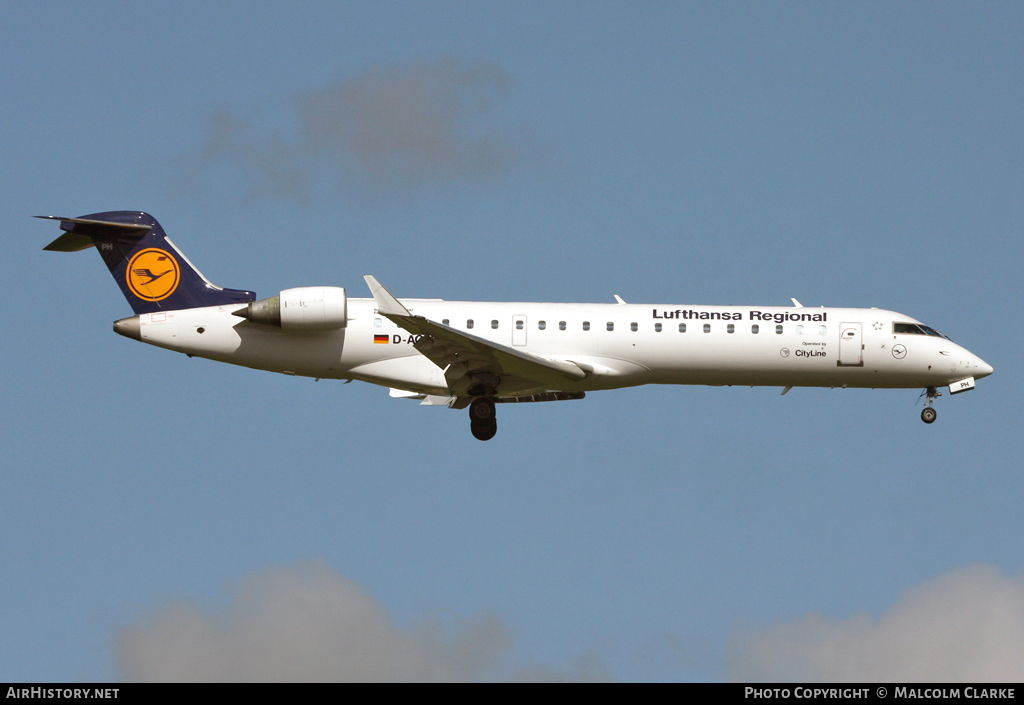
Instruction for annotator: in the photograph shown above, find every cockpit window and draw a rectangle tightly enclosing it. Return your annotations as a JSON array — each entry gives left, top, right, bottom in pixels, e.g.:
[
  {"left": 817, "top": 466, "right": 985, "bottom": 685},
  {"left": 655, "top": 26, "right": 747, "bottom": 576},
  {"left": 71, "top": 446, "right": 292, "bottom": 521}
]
[
  {"left": 893, "top": 322, "right": 951, "bottom": 340},
  {"left": 921, "top": 325, "right": 951, "bottom": 340}
]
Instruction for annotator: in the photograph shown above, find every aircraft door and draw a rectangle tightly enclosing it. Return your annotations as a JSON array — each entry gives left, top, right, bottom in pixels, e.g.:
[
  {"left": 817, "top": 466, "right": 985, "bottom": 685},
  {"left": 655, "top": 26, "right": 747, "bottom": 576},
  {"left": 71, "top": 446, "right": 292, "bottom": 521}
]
[
  {"left": 512, "top": 315, "right": 527, "bottom": 346},
  {"left": 838, "top": 323, "right": 863, "bottom": 366}
]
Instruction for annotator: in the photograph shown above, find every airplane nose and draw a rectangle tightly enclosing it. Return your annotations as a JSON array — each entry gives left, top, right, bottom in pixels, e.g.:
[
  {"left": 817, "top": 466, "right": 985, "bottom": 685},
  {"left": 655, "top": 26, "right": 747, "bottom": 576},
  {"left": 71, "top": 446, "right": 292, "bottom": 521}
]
[{"left": 975, "top": 358, "right": 994, "bottom": 379}]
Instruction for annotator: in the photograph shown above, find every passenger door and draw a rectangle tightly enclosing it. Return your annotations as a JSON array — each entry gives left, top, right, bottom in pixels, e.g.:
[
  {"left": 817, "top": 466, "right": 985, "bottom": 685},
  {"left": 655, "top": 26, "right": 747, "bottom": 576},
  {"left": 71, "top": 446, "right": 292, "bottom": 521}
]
[{"left": 838, "top": 323, "right": 863, "bottom": 366}]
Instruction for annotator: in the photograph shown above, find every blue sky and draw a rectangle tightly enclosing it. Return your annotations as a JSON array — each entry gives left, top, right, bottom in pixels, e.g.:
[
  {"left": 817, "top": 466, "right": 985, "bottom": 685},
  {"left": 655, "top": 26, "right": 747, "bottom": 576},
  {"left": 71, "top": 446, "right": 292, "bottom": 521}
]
[{"left": 2, "top": 2, "right": 1023, "bottom": 681}]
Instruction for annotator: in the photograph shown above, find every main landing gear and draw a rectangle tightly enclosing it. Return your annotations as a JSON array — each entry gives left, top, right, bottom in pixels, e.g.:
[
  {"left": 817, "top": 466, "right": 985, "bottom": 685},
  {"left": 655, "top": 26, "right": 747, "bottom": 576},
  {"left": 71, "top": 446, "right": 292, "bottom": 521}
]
[
  {"left": 920, "top": 386, "right": 940, "bottom": 424},
  {"left": 469, "top": 397, "right": 497, "bottom": 441}
]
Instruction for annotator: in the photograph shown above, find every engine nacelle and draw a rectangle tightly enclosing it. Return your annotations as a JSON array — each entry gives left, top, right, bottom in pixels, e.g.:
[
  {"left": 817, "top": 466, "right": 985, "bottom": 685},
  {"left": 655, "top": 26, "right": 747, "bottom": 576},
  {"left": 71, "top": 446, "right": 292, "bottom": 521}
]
[{"left": 234, "top": 286, "right": 347, "bottom": 331}]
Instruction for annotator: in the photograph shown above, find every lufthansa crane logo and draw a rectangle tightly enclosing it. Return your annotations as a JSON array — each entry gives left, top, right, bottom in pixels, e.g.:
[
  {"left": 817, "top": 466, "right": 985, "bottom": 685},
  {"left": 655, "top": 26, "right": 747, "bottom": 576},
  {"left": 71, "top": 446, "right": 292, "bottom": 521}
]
[{"left": 126, "top": 248, "right": 180, "bottom": 301}]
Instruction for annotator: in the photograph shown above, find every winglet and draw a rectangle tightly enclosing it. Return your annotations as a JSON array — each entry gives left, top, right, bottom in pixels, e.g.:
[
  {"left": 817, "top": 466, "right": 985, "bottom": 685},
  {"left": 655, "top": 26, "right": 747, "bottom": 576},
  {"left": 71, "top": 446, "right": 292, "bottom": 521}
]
[{"left": 364, "top": 275, "right": 411, "bottom": 317}]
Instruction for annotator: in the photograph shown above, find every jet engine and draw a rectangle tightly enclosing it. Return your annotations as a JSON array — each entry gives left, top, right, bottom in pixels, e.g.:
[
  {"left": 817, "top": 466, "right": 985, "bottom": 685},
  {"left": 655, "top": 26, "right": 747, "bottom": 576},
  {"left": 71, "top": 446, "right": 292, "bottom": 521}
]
[{"left": 233, "top": 286, "right": 347, "bottom": 331}]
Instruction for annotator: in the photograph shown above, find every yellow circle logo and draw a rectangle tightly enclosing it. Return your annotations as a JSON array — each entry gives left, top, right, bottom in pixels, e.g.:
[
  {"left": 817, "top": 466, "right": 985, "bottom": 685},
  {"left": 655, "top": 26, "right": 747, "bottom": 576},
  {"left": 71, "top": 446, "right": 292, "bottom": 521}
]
[{"left": 126, "top": 248, "right": 180, "bottom": 301}]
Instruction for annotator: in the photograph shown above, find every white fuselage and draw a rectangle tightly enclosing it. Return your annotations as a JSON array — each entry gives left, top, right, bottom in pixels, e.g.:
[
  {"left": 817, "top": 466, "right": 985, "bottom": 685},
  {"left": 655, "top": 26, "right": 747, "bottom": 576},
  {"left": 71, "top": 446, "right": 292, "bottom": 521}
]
[{"left": 128, "top": 298, "right": 992, "bottom": 398}]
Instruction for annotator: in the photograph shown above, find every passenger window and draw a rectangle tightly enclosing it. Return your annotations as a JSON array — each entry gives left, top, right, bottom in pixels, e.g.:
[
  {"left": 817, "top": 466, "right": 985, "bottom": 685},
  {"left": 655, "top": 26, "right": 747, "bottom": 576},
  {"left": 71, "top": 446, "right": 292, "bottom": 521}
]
[
  {"left": 491, "top": 320, "right": 499, "bottom": 329},
  {"left": 630, "top": 322, "right": 638, "bottom": 332},
  {"left": 703, "top": 324, "right": 711, "bottom": 333},
  {"left": 655, "top": 323, "right": 662, "bottom": 332},
  {"left": 583, "top": 321, "right": 590, "bottom": 331},
  {"left": 374, "top": 318, "right": 382, "bottom": 328},
  {"left": 538, "top": 320, "right": 546, "bottom": 330},
  {"left": 796, "top": 325, "right": 804, "bottom": 335},
  {"left": 559, "top": 321, "right": 566, "bottom": 331},
  {"left": 752, "top": 324, "right": 759, "bottom": 334},
  {"left": 819, "top": 325, "right": 827, "bottom": 335},
  {"left": 442, "top": 319, "right": 449, "bottom": 326},
  {"left": 516, "top": 320, "right": 523, "bottom": 330},
  {"left": 679, "top": 323, "right": 686, "bottom": 333},
  {"left": 606, "top": 322, "right": 614, "bottom": 331},
  {"left": 727, "top": 324, "right": 735, "bottom": 334},
  {"left": 467, "top": 319, "right": 474, "bottom": 329},
  {"left": 776, "top": 325, "right": 783, "bottom": 334}
]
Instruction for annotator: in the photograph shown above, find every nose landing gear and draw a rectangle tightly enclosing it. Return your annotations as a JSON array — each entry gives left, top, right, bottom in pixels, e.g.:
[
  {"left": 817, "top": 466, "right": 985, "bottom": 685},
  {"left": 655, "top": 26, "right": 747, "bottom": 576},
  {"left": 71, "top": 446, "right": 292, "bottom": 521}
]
[
  {"left": 920, "top": 386, "right": 940, "bottom": 424},
  {"left": 469, "top": 397, "right": 497, "bottom": 441}
]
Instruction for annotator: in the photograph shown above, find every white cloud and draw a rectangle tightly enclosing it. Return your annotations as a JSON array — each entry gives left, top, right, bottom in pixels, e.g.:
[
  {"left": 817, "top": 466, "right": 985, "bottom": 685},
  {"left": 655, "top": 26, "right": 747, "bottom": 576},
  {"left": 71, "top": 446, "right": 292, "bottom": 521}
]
[
  {"left": 116, "top": 562, "right": 609, "bottom": 682},
  {"left": 728, "top": 564, "right": 1024, "bottom": 682}
]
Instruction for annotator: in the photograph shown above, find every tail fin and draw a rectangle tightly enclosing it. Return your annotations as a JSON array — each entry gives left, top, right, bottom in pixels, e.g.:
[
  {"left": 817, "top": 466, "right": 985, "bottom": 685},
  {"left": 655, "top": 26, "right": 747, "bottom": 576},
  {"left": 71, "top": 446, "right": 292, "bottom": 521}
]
[{"left": 39, "top": 211, "right": 256, "bottom": 314}]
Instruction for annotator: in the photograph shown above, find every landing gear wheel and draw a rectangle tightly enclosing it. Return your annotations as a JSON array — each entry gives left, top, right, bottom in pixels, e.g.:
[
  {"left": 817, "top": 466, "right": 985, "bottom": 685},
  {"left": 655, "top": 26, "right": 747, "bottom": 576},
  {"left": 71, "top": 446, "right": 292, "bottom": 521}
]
[
  {"left": 471, "top": 420, "right": 497, "bottom": 441},
  {"left": 920, "top": 386, "right": 940, "bottom": 424},
  {"left": 469, "top": 398, "right": 496, "bottom": 423},
  {"left": 469, "top": 397, "right": 498, "bottom": 441}
]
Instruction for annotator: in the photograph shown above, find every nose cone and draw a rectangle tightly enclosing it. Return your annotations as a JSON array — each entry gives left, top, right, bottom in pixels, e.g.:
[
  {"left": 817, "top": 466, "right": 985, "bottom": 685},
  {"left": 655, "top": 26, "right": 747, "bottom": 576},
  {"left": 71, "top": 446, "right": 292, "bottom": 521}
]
[{"left": 975, "top": 358, "right": 994, "bottom": 379}]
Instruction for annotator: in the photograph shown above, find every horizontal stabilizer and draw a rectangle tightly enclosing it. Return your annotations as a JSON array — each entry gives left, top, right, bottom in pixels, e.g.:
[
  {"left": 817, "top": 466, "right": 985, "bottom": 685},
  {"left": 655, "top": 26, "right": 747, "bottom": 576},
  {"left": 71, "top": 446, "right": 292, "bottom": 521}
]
[
  {"left": 42, "top": 231, "right": 96, "bottom": 252},
  {"left": 36, "top": 216, "right": 152, "bottom": 251}
]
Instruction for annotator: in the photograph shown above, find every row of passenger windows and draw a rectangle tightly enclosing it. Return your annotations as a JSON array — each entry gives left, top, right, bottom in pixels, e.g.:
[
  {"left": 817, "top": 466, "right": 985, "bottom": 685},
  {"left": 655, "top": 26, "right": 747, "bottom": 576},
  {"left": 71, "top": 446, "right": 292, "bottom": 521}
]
[{"left": 425, "top": 319, "right": 829, "bottom": 335}]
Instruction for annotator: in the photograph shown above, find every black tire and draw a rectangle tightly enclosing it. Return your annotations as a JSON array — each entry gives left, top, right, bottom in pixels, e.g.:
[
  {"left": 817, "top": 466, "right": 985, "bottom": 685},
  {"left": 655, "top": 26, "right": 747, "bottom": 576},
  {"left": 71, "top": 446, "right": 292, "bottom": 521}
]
[
  {"left": 921, "top": 407, "right": 937, "bottom": 424},
  {"left": 471, "top": 420, "right": 497, "bottom": 441},
  {"left": 469, "top": 398, "right": 496, "bottom": 423}
]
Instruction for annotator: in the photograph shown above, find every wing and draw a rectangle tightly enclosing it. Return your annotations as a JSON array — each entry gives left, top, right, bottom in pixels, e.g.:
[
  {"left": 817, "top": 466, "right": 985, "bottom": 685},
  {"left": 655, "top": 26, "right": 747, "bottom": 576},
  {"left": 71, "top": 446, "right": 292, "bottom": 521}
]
[{"left": 364, "top": 276, "right": 586, "bottom": 397}]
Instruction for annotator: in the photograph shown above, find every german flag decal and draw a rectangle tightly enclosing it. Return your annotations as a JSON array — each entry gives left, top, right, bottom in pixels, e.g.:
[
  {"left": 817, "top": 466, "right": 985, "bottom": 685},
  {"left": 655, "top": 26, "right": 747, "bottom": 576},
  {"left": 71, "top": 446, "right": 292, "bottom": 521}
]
[{"left": 374, "top": 335, "right": 389, "bottom": 344}]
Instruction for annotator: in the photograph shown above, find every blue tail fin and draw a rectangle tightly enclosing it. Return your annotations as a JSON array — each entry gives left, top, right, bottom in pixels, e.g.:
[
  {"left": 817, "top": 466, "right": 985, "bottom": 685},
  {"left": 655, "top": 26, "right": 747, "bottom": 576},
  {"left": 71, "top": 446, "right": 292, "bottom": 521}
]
[{"left": 39, "top": 211, "right": 256, "bottom": 314}]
